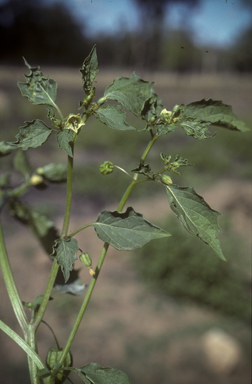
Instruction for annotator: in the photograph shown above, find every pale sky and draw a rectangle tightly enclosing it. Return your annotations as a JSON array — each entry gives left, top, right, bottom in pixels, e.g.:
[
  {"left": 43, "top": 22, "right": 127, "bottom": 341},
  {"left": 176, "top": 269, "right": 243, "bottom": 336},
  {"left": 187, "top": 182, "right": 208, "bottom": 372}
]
[
  {"left": 1, "top": 0, "right": 251, "bottom": 47},
  {"left": 59, "top": 0, "right": 252, "bottom": 48}
]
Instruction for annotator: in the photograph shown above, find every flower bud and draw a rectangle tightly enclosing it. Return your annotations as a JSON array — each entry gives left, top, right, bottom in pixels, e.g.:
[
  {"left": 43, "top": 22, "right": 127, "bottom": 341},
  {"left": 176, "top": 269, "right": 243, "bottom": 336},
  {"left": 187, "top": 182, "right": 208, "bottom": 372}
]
[
  {"left": 97, "top": 96, "right": 106, "bottom": 106},
  {"left": 30, "top": 175, "right": 44, "bottom": 185},
  {"left": 161, "top": 175, "right": 173, "bottom": 185},
  {"left": 172, "top": 104, "right": 180, "bottom": 114},
  {"left": 99, "top": 161, "right": 114, "bottom": 175}
]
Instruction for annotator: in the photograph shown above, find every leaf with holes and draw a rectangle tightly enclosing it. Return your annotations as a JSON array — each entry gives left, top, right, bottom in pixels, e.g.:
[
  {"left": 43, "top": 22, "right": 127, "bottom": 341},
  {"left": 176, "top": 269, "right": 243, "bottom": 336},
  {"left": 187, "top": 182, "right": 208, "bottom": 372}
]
[
  {"left": 18, "top": 58, "right": 58, "bottom": 108},
  {"left": 180, "top": 99, "right": 250, "bottom": 132}
]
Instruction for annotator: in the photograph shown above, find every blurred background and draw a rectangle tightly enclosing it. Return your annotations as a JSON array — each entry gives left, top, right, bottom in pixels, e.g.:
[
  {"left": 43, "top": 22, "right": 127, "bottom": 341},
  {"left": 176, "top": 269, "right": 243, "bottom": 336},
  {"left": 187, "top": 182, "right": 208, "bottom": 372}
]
[{"left": 0, "top": 0, "right": 251, "bottom": 383}]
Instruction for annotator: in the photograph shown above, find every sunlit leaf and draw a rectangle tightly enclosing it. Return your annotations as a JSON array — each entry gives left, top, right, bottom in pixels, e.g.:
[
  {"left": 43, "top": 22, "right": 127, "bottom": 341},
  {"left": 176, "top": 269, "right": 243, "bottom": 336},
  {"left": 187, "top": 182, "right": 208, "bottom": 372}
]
[
  {"left": 104, "top": 72, "right": 153, "bottom": 118},
  {"left": 95, "top": 105, "right": 135, "bottom": 130}
]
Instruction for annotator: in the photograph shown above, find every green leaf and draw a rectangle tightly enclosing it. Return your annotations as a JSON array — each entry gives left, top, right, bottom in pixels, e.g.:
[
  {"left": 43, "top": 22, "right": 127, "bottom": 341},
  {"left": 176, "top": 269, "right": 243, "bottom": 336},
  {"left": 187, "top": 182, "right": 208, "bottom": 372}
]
[
  {"left": 141, "top": 91, "right": 164, "bottom": 122},
  {"left": 93, "top": 207, "right": 170, "bottom": 251},
  {"left": 13, "top": 150, "right": 31, "bottom": 177},
  {"left": 9, "top": 199, "right": 59, "bottom": 255},
  {"left": 36, "top": 163, "right": 67, "bottom": 182},
  {"left": 0, "top": 141, "right": 16, "bottom": 157},
  {"left": 104, "top": 72, "right": 153, "bottom": 118},
  {"left": 51, "top": 238, "right": 78, "bottom": 282},
  {"left": 10, "top": 120, "right": 52, "bottom": 150},
  {"left": 131, "top": 163, "right": 154, "bottom": 179},
  {"left": 80, "top": 363, "right": 133, "bottom": 384},
  {"left": 165, "top": 184, "right": 225, "bottom": 260},
  {"left": 18, "top": 58, "right": 58, "bottom": 108},
  {"left": 56, "top": 130, "right": 74, "bottom": 157},
  {"left": 95, "top": 105, "right": 135, "bottom": 130},
  {"left": 180, "top": 99, "right": 250, "bottom": 132},
  {"left": 156, "top": 123, "right": 178, "bottom": 136},
  {"left": 180, "top": 119, "right": 212, "bottom": 139},
  {"left": 80, "top": 45, "right": 99, "bottom": 94}
]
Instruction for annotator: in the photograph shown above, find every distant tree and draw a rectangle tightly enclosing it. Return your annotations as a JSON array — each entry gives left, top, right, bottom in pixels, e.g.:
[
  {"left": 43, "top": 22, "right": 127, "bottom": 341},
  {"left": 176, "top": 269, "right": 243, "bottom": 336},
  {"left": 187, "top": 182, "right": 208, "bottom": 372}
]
[
  {"left": 0, "top": 0, "right": 89, "bottom": 65},
  {"left": 132, "top": 0, "right": 201, "bottom": 70}
]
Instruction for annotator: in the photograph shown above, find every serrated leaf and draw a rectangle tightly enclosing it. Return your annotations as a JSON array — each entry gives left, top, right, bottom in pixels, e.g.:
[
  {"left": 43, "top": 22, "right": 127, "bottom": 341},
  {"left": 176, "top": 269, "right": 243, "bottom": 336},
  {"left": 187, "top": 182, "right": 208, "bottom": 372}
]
[
  {"left": 93, "top": 207, "right": 170, "bottom": 251},
  {"left": 181, "top": 99, "right": 250, "bottom": 132},
  {"left": 156, "top": 123, "right": 178, "bottom": 136},
  {"left": 18, "top": 58, "right": 58, "bottom": 108},
  {"left": 80, "top": 45, "right": 98, "bottom": 93},
  {"left": 10, "top": 120, "right": 52, "bottom": 150},
  {"left": 104, "top": 72, "right": 153, "bottom": 118},
  {"left": 180, "top": 119, "right": 212, "bottom": 139},
  {"left": 0, "top": 141, "right": 16, "bottom": 157},
  {"left": 13, "top": 150, "right": 31, "bottom": 177},
  {"left": 165, "top": 184, "right": 225, "bottom": 260},
  {"left": 9, "top": 199, "right": 59, "bottom": 255},
  {"left": 37, "top": 163, "right": 67, "bottom": 182},
  {"left": 51, "top": 238, "right": 78, "bottom": 282},
  {"left": 56, "top": 130, "right": 74, "bottom": 157},
  {"left": 95, "top": 105, "right": 135, "bottom": 130},
  {"left": 80, "top": 363, "right": 133, "bottom": 384}
]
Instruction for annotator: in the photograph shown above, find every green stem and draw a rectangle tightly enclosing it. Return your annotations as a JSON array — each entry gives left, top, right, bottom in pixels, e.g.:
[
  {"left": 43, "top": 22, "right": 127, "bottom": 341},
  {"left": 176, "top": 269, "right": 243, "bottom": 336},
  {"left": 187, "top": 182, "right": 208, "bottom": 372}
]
[
  {"left": 0, "top": 220, "right": 28, "bottom": 333},
  {"left": 61, "top": 152, "right": 74, "bottom": 237},
  {"left": 32, "top": 261, "right": 59, "bottom": 330},
  {"left": 58, "top": 134, "right": 160, "bottom": 365}
]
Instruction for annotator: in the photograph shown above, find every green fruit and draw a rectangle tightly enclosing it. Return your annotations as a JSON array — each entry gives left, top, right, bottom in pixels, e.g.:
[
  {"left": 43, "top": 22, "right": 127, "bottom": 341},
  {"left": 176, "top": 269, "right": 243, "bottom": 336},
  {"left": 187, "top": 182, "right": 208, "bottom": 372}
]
[
  {"left": 80, "top": 253, "right": 92, "bottom": 268},
  {"left": 46, "top": 348, "right": 72, "bottom": 384}
]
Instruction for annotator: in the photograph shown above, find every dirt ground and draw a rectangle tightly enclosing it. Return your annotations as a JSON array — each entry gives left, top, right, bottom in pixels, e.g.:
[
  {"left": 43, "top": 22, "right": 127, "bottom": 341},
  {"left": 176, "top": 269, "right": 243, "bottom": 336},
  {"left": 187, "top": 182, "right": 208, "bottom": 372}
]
[{"left": 0, "top": 178, "right": 251, "bottom": 384}]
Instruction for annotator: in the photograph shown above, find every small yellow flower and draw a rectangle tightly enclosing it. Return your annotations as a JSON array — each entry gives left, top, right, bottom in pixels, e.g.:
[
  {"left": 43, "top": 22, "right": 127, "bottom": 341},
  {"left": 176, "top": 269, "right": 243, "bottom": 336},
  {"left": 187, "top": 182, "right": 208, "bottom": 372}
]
[{"left": 64, "top": 114, "right": 85, "bottom": 133}]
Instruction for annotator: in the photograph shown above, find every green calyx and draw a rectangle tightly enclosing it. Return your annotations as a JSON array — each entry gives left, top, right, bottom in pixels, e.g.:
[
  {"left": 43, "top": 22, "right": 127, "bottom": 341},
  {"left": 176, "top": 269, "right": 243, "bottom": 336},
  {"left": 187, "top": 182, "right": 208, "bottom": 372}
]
[
  {"left": 80, "top": 253, "right": 96, "bottom": 276},
  {"left": 99, "top": 161, "right": 114, "bottom": 175},
  {"left": 46, "top": 348, "right": 72, "bottom": 384}
]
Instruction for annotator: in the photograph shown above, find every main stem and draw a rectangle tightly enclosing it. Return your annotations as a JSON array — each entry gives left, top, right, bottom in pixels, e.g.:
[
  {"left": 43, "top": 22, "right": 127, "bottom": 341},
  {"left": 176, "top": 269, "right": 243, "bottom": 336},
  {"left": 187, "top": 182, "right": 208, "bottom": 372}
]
[
  {"left": 58, "top": 134, "right": 159, "bottom": 365},
  {"left": 33, "top": 150, "right": 75, "bottom": 330}
]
